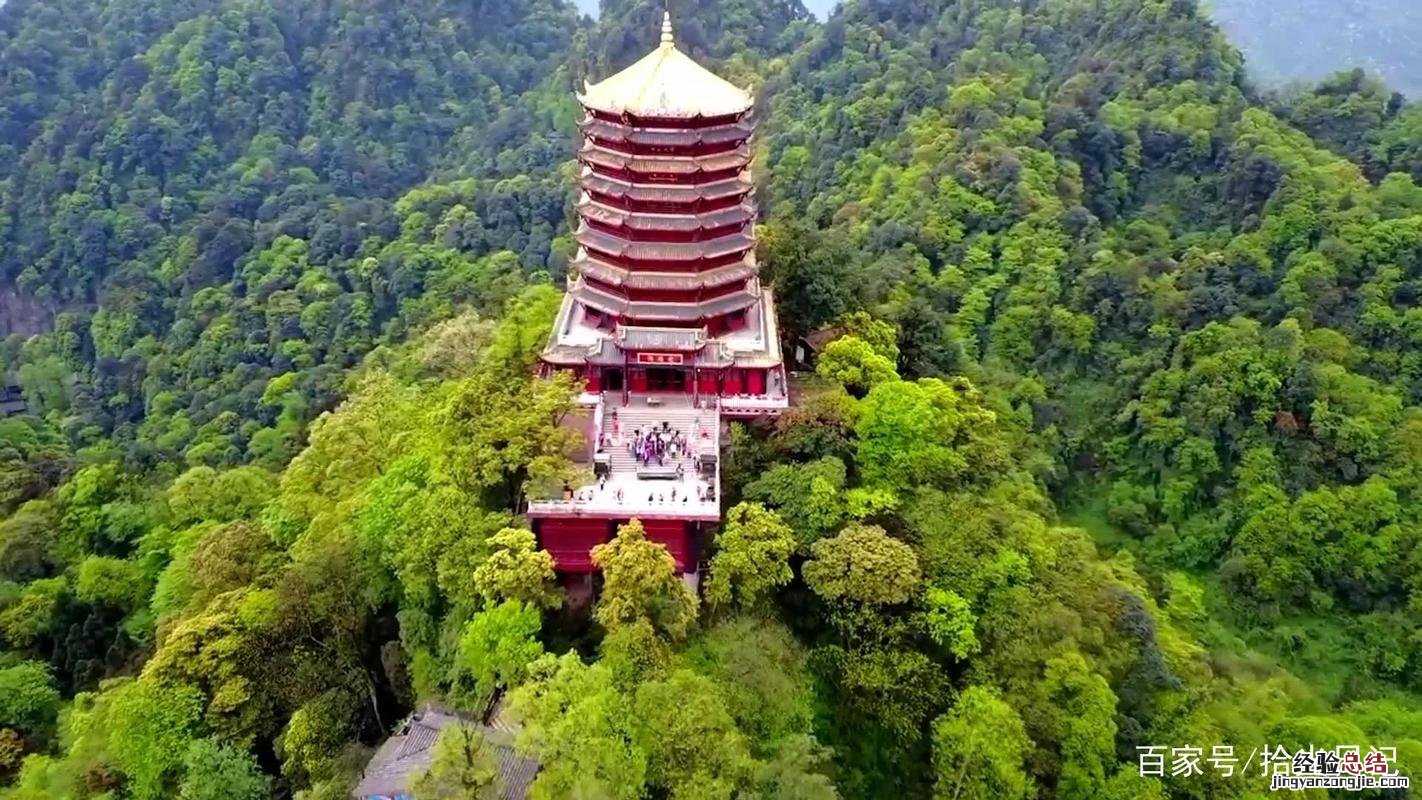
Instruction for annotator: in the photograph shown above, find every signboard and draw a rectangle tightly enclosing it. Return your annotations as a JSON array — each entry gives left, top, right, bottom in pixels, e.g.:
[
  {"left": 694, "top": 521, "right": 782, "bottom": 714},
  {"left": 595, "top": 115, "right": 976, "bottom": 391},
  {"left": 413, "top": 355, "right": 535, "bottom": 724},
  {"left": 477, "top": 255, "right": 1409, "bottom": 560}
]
[{"left": 635, "top": 352, "right": 685, "bottom": 366}]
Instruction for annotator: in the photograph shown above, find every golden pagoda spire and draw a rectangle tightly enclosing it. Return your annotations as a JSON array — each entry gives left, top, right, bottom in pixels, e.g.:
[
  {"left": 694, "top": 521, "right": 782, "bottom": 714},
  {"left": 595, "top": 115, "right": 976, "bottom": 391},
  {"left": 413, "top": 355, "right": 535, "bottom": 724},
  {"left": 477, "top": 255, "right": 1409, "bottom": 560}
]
[{"left": 576, "top": 4, "right": 752, "bottom": 118}]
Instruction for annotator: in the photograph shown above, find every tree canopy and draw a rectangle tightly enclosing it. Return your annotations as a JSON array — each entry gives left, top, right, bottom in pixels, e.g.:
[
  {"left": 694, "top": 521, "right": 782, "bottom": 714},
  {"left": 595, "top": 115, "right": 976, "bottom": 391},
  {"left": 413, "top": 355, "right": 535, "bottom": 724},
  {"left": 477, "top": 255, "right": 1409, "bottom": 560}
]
[{"left": 3, "top": 0, "right": 1422, "bottom": 798}]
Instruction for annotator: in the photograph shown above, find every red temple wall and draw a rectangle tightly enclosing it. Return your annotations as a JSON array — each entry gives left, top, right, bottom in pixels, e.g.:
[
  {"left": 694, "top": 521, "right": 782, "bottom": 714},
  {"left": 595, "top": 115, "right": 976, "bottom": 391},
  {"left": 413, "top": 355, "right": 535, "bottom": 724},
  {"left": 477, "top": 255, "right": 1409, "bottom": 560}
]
[
  {"left": 587, "top": 137, "right": 747, "bottom": 158},
  {"left": 586, "top": 191, "right": 747, "bottom": 214},
  {"left": 639, "top": 519, "right": 691, "bottom": 571},
  {"left": 556, "top": 365, "right": 773, "bottom": 399},
  {"left": 584, "top": 219, "right": 748, "bottom": 244},
  {"left": 582, "top": 250, "right": 747, "bottom": 272},
  {"left": 587, "top": 109, "right": 746, "bottom": 129},
  {"left": 535, "top": 517, "right": 695, "bottom": 573},
  {"left": 582, "top": 277, "right": 748, "bottom": 304},
  {"left": 584, "top": 165, "right": 745, "bottom": 185},
  {"left": 537, "top": 518, "right": 612, "bottom": 573},
  {"left": 580, "top": 254, "right": 742, "bottom": 273}
]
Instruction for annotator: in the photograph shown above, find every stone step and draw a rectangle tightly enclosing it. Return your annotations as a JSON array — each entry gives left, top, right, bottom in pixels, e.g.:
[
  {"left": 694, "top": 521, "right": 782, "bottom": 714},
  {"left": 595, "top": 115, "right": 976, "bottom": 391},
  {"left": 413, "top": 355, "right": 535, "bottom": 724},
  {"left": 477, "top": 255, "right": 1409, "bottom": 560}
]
[{"left": 599, "top": 403, "right": 715, "bottom": 480}]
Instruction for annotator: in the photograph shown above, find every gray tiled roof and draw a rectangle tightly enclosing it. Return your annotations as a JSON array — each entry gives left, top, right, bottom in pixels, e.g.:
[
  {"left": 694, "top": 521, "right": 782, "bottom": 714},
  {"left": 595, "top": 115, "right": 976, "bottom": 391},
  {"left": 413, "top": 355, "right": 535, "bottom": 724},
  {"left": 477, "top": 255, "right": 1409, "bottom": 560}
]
[
  {"left": 570, "top": 280, "right": 759, "bottom": 322},
  {"left": 578, "top": 197, "right": 755, "bottom": 233},
  {"left": 351, "top": 707, "right": 539, "bottom": 800},
  {"left": 576, "top": 254, "right": 758, "bottom": 292},
  {"left": 581, "top": 117, "right": 753, "bottom": 147},
  {"left": 582, "top": 172, "right": 751, "bottom": 205},
  {"left": 616, "top": 325, "right": 707, "bottom": 351},
  {"left": 577, "top": 225, "right": 755, "bottom": 261},
  {"left": 581, "top": 143, "right": 750, "bottom": 175}
]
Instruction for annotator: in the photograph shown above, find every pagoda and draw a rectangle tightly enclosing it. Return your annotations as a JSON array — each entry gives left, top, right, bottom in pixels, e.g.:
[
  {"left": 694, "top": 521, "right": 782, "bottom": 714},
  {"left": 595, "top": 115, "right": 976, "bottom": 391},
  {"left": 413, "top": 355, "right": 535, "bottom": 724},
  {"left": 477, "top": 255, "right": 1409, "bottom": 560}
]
[{"left": 530, "top": 13, "right": 788, "bottom": 582}]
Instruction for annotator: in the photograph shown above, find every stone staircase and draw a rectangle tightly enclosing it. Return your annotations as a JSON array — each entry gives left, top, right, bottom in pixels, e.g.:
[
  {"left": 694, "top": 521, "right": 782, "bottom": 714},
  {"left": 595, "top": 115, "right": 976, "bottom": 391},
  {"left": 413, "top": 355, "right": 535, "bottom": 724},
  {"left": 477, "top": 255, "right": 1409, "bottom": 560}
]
[{"left": 604, "top": 403, "right": 716, "bottom": 477}]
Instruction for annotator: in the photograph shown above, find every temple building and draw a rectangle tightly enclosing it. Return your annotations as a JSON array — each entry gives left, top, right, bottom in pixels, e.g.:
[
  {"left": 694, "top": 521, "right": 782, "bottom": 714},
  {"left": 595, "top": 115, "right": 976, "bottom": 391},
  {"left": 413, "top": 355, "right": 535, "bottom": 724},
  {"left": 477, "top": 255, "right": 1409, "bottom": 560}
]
[{"left": 530, "top": 13, "right": 788, "bottom": 581}]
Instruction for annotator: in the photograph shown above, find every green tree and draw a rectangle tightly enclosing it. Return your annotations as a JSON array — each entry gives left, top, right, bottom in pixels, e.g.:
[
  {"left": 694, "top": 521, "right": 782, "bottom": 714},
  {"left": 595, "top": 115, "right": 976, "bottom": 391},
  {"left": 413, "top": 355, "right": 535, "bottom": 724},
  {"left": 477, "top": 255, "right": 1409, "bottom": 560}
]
[
  {"left": 451, "top": 601, "right": 545, "bottom": 703},
  {"left": 855, "top": 378, "right": 1009, "bottom": 491},
  {"left": 410, "top": 724, "right": 501, "bottom": 800},
  {"left": 178, "top": 739, "right": 268, "bottom": 800},
  {"left": 168, "top": 466, "right": 277, "bottom": 526},
  {"left": 705, "top": 503, "right": 796, "bottom": 611},
  {"left": 682, "top": 618, "right": 816, "bottom": 754},
  {"left": 921, "top": 587, "right": 980, "bottom": 660},
  {"left": 0, "top": 662, "right": 60, "bottom": 736},
  {"left": 633, "top": 670, "right": 753, "bottom": 796},
  {"left": 74, "top": 555, "right": 149, "bottom": 609},
  {"left": 278, "top": 686, "right": 363, "bottom": 788},
  {"left": 512, "top": 654, "right": 647, "bottom": 800},
  {"left": 742, "top": 457, "right": 849, "bottom": 547},
  {"left": 836, "top": 311, "right": 900, "bottom": 363},
  {"left": 816, "top": 336, "right": 899, "bottom": 398},
  {"left": 803, "top": 525, "right": 921, "bottom": 606},
  {"left": 106, "top": 679, "right": 206, "bottom": 800},
  {"left": 473, "top": 528, "right": 560, "bottom": 609},
  {"left": 1043, "top": 652, "right": 1119, "bottom": 799},
  {"left": 593, "top": 520, "right": 699, "bottom": 641},
  {"left": 930, "top": 686, "right": 1032, "bottom": 800},
  {"left": 441, "top": 370, "right": 584, "bottom": 509},
  {"left": 745, "top": 735, "right": 840, "bottom": 800}
]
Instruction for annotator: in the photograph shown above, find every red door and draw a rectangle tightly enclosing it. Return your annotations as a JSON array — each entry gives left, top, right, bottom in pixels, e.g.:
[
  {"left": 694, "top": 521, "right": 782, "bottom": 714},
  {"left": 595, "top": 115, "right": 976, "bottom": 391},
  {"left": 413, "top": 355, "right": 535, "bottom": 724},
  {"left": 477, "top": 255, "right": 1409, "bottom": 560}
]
[{"left": 747, "top": 369, "right": 766, "bottom": 395}]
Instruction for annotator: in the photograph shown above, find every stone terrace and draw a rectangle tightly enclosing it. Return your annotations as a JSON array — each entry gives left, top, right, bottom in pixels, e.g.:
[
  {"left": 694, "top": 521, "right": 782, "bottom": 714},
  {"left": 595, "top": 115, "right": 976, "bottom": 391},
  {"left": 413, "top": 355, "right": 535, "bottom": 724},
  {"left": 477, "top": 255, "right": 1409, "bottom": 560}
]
[{"left": 527, "top": 395, "right": 721, "bottom": 522}]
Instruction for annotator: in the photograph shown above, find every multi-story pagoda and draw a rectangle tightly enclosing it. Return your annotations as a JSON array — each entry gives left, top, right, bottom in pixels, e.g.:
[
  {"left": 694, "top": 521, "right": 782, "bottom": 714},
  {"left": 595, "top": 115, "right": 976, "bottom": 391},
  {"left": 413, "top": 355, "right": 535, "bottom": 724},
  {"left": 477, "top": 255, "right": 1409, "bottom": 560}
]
[{"left": 530, "top": 14, "right": 788, "bottom": 581}]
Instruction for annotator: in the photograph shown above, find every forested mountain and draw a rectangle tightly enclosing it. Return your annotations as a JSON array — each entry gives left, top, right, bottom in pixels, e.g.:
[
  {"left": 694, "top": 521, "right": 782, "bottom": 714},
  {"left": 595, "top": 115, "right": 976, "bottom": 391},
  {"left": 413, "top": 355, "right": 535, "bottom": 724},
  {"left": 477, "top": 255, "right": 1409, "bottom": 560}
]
[
  {"left": 2, "top": 1, "right": 1422, "bottom": 799},
  {"left": 1211, "top": 0, "right": 1422, "bottom": 97}
]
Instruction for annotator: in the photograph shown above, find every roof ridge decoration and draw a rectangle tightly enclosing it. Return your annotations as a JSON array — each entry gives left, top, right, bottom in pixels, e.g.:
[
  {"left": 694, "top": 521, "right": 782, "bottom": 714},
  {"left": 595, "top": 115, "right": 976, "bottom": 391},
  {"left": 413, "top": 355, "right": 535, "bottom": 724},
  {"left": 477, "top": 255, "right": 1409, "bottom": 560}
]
[{"left": 577, "top": 12, "right": 754, "bottom": 119}]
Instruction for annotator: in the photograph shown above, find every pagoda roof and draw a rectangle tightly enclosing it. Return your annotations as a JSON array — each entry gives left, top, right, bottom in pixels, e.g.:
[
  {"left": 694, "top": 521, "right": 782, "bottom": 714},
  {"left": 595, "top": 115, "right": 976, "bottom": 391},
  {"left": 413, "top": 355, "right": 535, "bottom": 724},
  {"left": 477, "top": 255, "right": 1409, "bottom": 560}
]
[
  {"left": 578, "top": 13, "right": 752, "bottom": 119},
  {"left": 580, "top": 143, "right": 750, "bottom": 176},
  {"left": 615, "top": 326, "right": 709, "bottom": 352},
  {"left": 578, "top": 196, "right": 756, "bottom": 233},
  {"left": 576, "top": 226, "right": 755, "bottom": 262},
  {"left": 582, "top": 118, "right": 753, "bottom": 148},
  {"left": 575, "top": 252, "right": 759, "bottom": 291},
  {"left": 582, "top": 169, "right": 751, "bottom": 205},
  {"left": 571, "top": 278, "right": 759, "bottom": 322},
  {"left": 541, "top": 286, "right": 785, "bottom": 372}
]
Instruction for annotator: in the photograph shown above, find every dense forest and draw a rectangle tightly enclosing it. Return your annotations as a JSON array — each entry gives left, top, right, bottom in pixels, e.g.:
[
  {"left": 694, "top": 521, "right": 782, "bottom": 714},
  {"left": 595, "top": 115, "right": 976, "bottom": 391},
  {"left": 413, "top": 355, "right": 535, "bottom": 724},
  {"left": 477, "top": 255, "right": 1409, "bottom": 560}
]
[{"left": 2, "top": 0, "right": 1422, "bottom": 798}]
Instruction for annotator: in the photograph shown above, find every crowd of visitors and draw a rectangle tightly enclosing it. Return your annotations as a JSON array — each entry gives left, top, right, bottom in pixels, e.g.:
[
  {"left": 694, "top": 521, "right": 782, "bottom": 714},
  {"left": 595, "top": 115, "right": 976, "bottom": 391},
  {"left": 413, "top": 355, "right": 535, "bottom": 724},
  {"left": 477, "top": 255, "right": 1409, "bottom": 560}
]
[
  {"left": 628, "top": 421, "right": 688, "bottom": 467},
  {"left": 561, "top": 411, "right": 717, "bottom": 507}
]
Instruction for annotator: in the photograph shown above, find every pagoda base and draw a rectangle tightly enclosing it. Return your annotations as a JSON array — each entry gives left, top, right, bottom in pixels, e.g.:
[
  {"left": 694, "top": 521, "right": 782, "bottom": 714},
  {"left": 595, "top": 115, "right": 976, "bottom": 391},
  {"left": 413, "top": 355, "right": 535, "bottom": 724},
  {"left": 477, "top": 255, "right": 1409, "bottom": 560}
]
[{"left": 528, "top": 394, "right": 722, "bottom": 574}]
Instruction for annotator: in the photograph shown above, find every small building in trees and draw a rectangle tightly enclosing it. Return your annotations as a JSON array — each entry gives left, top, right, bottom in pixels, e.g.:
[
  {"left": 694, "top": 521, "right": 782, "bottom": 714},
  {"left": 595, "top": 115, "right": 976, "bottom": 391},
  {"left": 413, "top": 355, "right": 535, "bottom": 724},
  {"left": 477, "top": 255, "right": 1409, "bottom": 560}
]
[
  {"left": 351, "top": 705, "right": 538, "bottom": 800},
  {"left": 0, "top": 379, "right": 26, "bottom": 417},
  {"left": 792, "top": 325, "right": 847, "bottom": 371},
  {"left": 530, "top": 13, "right": 788, "bottom": 583}
]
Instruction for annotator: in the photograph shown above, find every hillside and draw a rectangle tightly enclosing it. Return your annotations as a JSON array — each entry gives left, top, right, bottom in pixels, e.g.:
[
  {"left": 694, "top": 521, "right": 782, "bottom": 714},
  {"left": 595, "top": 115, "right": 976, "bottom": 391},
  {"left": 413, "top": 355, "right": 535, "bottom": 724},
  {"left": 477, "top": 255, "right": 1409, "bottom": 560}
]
[
  {"left": 1212, "top": 0, "right": 1422, "bottom": 97},
  {"left": 3, "top": 1, "right": 1422, "bottom": 799}
]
